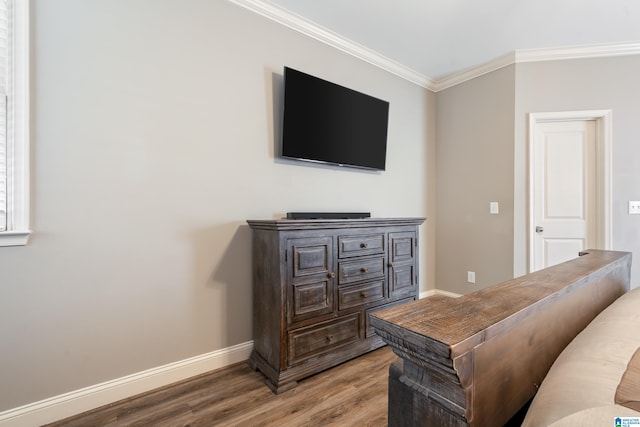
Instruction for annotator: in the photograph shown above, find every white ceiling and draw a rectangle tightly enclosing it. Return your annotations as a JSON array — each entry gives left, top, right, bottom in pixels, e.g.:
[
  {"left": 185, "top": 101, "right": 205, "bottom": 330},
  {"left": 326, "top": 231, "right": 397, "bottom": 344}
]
[{"left": 265, "top": 0, "right": 640, "bottom": 81}]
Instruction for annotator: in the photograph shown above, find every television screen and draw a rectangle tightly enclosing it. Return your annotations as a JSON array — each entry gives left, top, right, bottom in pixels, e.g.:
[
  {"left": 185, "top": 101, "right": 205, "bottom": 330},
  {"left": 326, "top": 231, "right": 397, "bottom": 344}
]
[{"left": 281, "top": 67, "right": 389, "bottom": 171}]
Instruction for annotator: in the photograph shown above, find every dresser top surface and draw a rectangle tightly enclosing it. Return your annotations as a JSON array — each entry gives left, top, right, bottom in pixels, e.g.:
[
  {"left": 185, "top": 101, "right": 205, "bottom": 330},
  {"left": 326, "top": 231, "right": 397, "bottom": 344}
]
[{"left": 247, "top": 217, "right": 426, "bottom": 231}]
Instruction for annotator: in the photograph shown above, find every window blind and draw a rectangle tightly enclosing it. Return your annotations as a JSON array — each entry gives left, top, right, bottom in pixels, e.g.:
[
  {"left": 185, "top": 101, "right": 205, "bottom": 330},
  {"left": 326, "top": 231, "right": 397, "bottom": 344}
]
[{"left": 0, "top": 0, "right": 7, "bottom": 232}]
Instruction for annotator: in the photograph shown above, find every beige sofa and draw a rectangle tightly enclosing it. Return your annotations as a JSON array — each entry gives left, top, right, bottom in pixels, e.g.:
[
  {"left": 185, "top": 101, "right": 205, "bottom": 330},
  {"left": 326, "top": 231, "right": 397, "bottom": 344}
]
[{"left": 522, "top": 287, "right": 640, "bottom": 426}]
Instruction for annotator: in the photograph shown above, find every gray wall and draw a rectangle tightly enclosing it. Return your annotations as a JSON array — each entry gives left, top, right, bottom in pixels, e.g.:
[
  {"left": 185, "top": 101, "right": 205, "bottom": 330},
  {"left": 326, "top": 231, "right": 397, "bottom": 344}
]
[
  {"left": 514, "top": 55, "right": 640, "bottom": 282},
  {"left": 0, "top": 0, "right": 435, "bottom": 410},
  {"left": 7, "top": 0, "right": 638, "bottom": 414},
  {"left": 435, "top": 66, "right": 516, "bottom": 294},
  {"left": 434, "top": 55, "right": 640, "bottom": 295}
]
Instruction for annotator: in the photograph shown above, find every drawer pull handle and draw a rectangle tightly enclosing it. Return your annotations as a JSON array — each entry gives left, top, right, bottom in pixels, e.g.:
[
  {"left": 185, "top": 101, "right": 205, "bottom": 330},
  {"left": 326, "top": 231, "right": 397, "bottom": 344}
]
[
  {"left": 327, "top": 272, "right": 336, "bottom": 279},
  {"left": 360, "top": 267, "right": 368, "bottom": 273},
  {"left": 360, "top": 243, "right": 368, "bottom": 248},
  {"left": 326, "top": 335, "right": 334, "bottom": 343},
  {"left": 360, "top": 291, "right": 369, "bottom": 298}
]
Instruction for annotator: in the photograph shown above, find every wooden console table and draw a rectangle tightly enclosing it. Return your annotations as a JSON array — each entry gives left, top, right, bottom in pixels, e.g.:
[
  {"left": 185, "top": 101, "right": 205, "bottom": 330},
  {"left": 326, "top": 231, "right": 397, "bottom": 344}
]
[{"left": 370, "top": 250, "right": 632, "bottom": 426}]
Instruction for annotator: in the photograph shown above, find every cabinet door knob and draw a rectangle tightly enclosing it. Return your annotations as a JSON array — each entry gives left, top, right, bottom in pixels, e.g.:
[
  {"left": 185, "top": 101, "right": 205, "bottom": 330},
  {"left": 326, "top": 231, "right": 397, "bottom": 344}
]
[
  {"left": 327, "top": 272, "right": 336, "bottom": 279},
  {"left": 360, "top": 267, "right": 368, "bottom": 273},
  {"left": 360, "top": 242, "right": 368, "bottom": 248},
  {"left": 388, "top": 262, "right": 394, "bottom": 268}
]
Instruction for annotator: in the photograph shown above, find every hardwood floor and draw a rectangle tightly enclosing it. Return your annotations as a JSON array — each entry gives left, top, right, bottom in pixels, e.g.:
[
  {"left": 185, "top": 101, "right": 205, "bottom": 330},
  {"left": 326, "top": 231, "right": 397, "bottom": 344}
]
[{"left": 45, "top": 347, "right": 397, "bottom": 427}]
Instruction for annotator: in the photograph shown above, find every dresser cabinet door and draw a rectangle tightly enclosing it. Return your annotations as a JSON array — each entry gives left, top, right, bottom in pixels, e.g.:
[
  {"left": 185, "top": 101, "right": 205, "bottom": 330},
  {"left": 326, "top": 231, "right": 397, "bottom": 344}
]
[
  {"left": 388, "top": 232, "right": 417, "bottom": 299},
  {"left": 287, "top": 237, "right": 335, "bottom": 324}
]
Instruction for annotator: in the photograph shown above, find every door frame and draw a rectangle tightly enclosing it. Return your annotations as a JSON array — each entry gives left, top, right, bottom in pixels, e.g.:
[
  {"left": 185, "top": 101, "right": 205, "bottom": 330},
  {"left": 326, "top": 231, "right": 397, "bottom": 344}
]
[{"left": 528, "top": 110, "right": 612, "bottom": 272}]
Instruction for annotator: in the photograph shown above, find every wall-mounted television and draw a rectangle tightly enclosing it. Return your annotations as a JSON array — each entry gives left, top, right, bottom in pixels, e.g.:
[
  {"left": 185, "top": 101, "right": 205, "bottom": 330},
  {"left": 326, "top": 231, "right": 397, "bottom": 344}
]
[{"left": 281, "top": 67, "right": 389, "bottom": 171}]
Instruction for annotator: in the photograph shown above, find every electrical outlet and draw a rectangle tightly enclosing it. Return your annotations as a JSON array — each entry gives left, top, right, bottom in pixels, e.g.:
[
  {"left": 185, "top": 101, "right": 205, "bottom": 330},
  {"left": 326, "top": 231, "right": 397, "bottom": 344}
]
[
  {"left": 467, "top": 271, "right": 476, "bottom": 284},
  {"left": 629, "top": 201, "right": 640, "bottom": 214}
]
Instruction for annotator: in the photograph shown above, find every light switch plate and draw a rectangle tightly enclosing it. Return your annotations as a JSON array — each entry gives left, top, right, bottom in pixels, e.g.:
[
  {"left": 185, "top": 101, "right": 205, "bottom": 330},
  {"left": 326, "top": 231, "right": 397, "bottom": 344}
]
[
  {"left": 490, "top": 202, "right": 499, "bottom": 214},
  {"left": 629, "top": 201, "right": 640, "bottom": 214}
]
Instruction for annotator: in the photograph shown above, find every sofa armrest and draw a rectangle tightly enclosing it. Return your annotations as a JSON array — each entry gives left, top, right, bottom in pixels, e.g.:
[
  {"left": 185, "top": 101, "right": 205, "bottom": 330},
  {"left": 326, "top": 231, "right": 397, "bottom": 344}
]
[{"left": 523, "top": 287, "right": 640, "bottom": 426}]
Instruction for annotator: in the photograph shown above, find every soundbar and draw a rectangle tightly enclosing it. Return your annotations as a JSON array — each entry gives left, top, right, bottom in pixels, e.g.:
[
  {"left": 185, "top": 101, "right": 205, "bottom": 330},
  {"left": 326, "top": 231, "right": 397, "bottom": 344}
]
[{"left": 286, "top": 212, "right": 371, "bottom": 220}]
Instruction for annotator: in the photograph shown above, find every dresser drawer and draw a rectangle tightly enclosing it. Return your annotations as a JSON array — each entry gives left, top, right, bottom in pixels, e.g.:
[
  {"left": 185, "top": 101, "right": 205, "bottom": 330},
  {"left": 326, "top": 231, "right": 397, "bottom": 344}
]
[
  {"left": 339, "top": 256, "right": 385, "bottom": 285},
  {"left": 339, "top": 280, "right": 385, "bottom": 310},
  {"left": 338, "top": 234, "right": 384, "bottom": 258},
  {"left": 288, "top": 314, "right": 360, "bottom": 365}
]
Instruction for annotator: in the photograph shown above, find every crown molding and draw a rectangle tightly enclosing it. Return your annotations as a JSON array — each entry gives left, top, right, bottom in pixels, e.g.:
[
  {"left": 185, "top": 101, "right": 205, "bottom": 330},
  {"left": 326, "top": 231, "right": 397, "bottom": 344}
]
[
  {"left": 226, "top": 0, "right": 436, "bottom": 90},
  {"left": 434, "top": 42, "right": 640, "bottom": 92},
  {"left": 433, "top": 52, "right": 517, "bottom": 92},
  {"left": 227, "top": 0, "right": 640, "bottom": 92},
  {"left": 516, "top": 41, "right": 640, "bottom": 63}
]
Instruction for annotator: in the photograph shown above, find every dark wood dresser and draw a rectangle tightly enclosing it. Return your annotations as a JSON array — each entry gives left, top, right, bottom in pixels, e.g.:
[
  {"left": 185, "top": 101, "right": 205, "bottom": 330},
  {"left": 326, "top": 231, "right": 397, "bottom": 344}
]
[{"left": 246, "top": 217, "right": 425, "bottom": 393}]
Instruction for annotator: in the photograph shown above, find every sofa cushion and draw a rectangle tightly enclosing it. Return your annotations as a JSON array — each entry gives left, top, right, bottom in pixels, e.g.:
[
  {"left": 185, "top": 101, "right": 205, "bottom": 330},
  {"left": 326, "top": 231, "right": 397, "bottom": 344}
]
[
  {"left": 548, "top": 405, "right": 640, "bottom": 427},
  {"left": 615, "top": 347, "right": 640, "bottom": 411}
]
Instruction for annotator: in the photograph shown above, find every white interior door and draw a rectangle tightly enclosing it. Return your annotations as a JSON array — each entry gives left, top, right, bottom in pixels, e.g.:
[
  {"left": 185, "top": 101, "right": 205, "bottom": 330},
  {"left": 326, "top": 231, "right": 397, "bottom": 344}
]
[{"left": 531, "top": 119, "right": 597, "bottom": 271}]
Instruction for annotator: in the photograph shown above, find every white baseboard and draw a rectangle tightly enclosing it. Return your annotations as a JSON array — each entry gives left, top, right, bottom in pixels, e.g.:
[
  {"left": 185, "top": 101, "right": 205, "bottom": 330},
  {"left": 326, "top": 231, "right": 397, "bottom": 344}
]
[
  {"left": 0, "top": 341, "right": 254, "bottom": 427},
  {"left": 420, "top": 289, "right": 462, "bottom": 299},
  {"left": 1, "top": 291, "right": 462, "bottom": 427}
]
